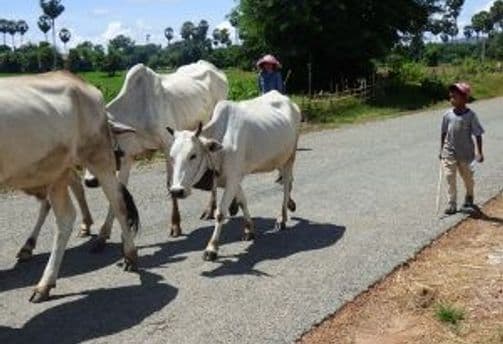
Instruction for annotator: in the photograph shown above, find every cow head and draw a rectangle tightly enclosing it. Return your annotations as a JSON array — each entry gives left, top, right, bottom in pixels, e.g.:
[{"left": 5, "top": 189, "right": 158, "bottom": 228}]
[{"left": 167, "top": 122, "right": 223, "bottom": 199}]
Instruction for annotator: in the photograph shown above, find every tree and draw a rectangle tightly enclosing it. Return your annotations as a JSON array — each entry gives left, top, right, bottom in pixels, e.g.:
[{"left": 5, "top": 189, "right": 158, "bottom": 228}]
[
  {"left": 472, "top": 11, "right": 493, "bottom": 38},
  {"left": 103, "top": 48, "right": 123, "bottom": 76},
  {"left": 490, "top": 0, "right": 503, "bottom": 32},
  {"left": 212, "top": 28, "right": 221, "bottom": 47},
  {"left": 109, "top": 34, "right": 135, "bottom": 53},
  {"left": 180, "top": 21, "right": 195, "bottom": 40},
  {"left": 40, "top": 0, "right": 65, "bottom": 69},
  {"left": 164, "top": 27, "right": 174, "bottom": 46},
  {"left": 38, "top": 15, "right": 51, "bottom": 41},
  {"left": 17, "top": 20, "right": 28, "bottom": 46},
  {"left": 59, "top": 28, "right": 71, "bottom": 51},
  {"left": 0, "top": 19, "right": 8, "bottom": 46},
  {"left": 236, "top": 0, "right": 433, "bottom": 91},
  {"left": 445, "top": 0, "right": 465, "bottom": 40},
  {"left": 219, "top": 28, "right": 231, "bottom": 47},
  {"left": 194, "top": 20, "right": 209, "bottom": 42},
  {"left": 6, "top": 20, "right": 17, "bottom": 49},
  {"left": 463, "top": 25, "right": 473, "bottom": 40}
]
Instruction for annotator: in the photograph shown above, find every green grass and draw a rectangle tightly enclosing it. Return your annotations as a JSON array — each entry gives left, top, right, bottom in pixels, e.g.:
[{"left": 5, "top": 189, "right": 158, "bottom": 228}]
[
  {"left": 2, "top": 65, "right": 503, "bottom": 129},
  {"left": 79, "top": 71, "right": 126, "bottom": 103},
  {"left": 435, "top": 303, "right": 465, "bottom": 326}
]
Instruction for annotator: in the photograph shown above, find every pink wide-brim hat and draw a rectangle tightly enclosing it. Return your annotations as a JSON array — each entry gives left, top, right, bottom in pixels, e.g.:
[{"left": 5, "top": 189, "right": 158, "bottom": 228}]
[
  {"left": 449, "top": 82, "right": 471, "bottom": 97},
  {"left": 257, "top": 54, "right": 282, "bottom": 68}
]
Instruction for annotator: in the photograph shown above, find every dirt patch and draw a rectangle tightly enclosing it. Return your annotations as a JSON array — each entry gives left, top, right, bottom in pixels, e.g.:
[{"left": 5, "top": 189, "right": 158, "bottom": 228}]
[{"left": 298, "top": 194, "right": 503, "bottom": 344}]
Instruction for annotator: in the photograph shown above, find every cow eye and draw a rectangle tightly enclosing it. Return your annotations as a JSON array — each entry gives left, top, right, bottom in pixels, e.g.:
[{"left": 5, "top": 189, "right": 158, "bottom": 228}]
[{"left": 189, "top": 154, "right": 197, "bottom": 161}]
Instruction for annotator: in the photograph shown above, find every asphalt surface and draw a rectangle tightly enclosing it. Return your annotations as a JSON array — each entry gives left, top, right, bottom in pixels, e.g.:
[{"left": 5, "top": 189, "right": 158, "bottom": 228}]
[{"left": 0, "top": 98, "right": 502, "bottom": 344}]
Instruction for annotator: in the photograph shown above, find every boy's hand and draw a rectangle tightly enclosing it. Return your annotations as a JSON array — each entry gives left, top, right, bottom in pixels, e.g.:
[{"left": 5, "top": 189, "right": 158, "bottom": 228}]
[{"left": 476, "top": 153, "right": 484, "bottom": 163}]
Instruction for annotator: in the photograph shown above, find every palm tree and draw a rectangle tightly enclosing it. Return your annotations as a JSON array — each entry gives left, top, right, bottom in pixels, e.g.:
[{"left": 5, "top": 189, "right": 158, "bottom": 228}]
[
  {"left": 59, "top": 28, "right": 71, "bottom": 51},
  {"left": 40, "top": 0, "right": 65, "bottom": 69},
  {"left": 0, "top": 19, "right": 8, "bottom": 46},
  {"left": 164, "top": 27, "right": 174, "bottom": 46},
  {"left": 212, "top": 28, "right": 221, "bottom": 47},
  {"left": 463, "top": 25, "right": 473, "bottom": 41},
  {"left": 6, "top": 20, "right": 17, "bottom": 49},
  {"left": 17, "top": 20, "right": 28, "bottom": 46},
  {"left": 180, "top": 21, "right": 195, "bottom": 40},
  {"left": 38, "top": 15, "right": 51, "bottom": 42},
  {"left": 220, "top": 28, "right": 231, "bottom": 47}
]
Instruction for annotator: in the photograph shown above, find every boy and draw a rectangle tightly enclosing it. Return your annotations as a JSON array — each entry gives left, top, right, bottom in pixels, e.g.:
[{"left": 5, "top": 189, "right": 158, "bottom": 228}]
[
  {"left": 257, "top": 54, "right": 284, "bottom": 94},
  {"left": 440, "top": 82, "right": 485, "bottom": 215}
]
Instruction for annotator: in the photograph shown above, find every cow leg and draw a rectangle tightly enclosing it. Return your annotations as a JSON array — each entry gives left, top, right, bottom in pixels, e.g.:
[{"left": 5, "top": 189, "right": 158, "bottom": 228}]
[
  {"left": 30, "top": 174, "right": 75, "bottom": 303},
  {"left": 203, "top": 180, "right": 240, "bottom": 261},
  {"left": 87, "top": 163, "right": 138, "bottom": 271},
  {"left": 17, "top": 199, "right": 51, "bottom": 262},
  {"left": 275, "top": 162, "right": 295, "bottom": 231},
  {"left": 165, "top": 155, "right": 183, "bottom": 238},
  {"left": 200, "top": 187, "right": 217, "bottom": 220},
  {"left": 236, "top": 186, "right": 254, "bottom": 241},
  {"left": 68, "top": 170, "right": 94, "bottom": 238},
  {"left": 93, "top": 157, "right": 133, "bottom": 252}
]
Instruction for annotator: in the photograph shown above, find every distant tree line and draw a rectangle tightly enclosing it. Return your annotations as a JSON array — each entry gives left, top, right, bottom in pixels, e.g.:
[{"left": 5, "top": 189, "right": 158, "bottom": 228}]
[{"left": 0, "top": 12, "right": 246, "bottom": 74}]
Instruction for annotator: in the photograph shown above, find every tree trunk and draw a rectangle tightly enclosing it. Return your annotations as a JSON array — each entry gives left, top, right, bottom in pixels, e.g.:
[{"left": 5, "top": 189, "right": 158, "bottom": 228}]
[{"left": 52, "top": 19, "right": 57, "bottom": 70}]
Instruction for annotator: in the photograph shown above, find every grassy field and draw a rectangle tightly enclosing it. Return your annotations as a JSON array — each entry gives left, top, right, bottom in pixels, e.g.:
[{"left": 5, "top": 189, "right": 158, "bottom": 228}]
[{"left": 2, "top": 63, "right": 503, "bottom": 129}]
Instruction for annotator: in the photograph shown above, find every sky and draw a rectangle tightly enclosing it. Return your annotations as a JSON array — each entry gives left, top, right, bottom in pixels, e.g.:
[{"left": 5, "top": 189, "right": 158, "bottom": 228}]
[{"left": 0, "top": 0, "right": 498, "bottom": 49}]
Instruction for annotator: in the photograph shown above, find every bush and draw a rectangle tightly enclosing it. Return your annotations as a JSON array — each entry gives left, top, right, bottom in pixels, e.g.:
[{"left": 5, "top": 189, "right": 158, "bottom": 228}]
[{"left": 420, "top": 75, "right": 447, "bottom": 101}]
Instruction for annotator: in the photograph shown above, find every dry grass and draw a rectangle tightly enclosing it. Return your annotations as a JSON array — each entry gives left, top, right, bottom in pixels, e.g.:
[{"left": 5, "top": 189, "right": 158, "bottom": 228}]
[{"left": 298, "top": 194, "right": 503, "bottom": 344}]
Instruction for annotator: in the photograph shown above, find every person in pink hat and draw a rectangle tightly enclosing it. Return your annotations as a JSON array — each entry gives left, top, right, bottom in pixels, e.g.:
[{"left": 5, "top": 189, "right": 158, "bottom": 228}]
[
  {"left": 439, "top": 82, "right": 485, "bottom": 215},
  {"left": 257, "top": 54, "right": 284, "bottom": 94}
]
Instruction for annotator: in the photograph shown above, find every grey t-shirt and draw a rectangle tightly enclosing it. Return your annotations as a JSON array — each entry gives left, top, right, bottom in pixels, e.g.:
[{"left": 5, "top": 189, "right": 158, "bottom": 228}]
[{"left": 441, "top": 108, "right": 484, "bottom": 162}]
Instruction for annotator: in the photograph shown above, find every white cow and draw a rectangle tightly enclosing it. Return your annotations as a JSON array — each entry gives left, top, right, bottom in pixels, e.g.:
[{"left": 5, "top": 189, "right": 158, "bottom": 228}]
[
  {"left": 0, "top": 72, "right": 140, "bottom": 302},
  {"left": 168, "top": 91, "right": 301, "bottom": 260},
  {"left": 84, "top": 60, "right": 228, "bottom": 248},
  {"left": 16, "top": 169, "right": 94, "bottom": 262}
]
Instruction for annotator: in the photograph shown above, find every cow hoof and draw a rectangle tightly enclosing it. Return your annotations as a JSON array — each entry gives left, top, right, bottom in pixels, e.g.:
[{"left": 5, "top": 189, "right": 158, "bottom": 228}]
[
  {"left": 287, "top": 199, "right": 297, "bottom": 212},
  {"left": 229, "top": 199, "right": 239, "bottom": 217},
  {"left": 242, "top": 232, "right": 255, "bottom": 241},
  {"left": 200, "top": 209, "right": 215, "bottom": 221},
  {"left": 29, "top": 286, "right": 52, "bottom": 303},
  {"left": 274, "top": 221, "right": 287, "bottom": 231},
  {"left": 77, "top": 225, "right": 91, "bottom": 238},
  {"left": 90, "top": 237, "right": 107, "bottom": 253},
  {"left": 16, "top": 248, "right": 33, "bottom": 262},
  {"left": 203, "top": 250, "right": 218, "bottom": 261},
  {"left": 123, "top": 258, "right": 138, "bottom": 272},
  {"left": 170, "top": 225, "right": 182, "bottom": 238}
]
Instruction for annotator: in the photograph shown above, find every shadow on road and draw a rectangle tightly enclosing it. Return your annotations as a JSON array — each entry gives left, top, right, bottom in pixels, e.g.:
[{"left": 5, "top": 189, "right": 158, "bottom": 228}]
[
  {"left": 0, "top": 270, "right": 177, "bottom": 344},
  {"left": 201, "top": 217, "right": 345, "bottom": 277},
  {"left": 0, "top": 238, "right": 123, "bottom": 294},
  {"left": 139, "top": 216, "right": 345, "bottom": 277}
]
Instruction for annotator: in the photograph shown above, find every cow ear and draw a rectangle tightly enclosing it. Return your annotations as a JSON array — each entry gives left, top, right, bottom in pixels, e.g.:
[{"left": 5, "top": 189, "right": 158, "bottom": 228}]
[
  {"left": 109, "top": 120, "right": 136, "bottom": 135},
  {"left": 204, "top": 139, "right": 223, "bottom": 152},
  {"left": 166, "top": 126, "right": 175, "bottom": 137}
]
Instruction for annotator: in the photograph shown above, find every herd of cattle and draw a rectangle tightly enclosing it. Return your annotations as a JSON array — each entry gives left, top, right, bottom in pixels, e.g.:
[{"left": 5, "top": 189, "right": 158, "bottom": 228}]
[{"left": 0, "top": 61, "right": 301, "bottom": 302}]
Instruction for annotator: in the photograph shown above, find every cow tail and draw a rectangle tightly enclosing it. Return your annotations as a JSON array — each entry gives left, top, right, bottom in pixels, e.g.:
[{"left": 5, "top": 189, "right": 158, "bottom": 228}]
[{"left": 120, "top": 184, "right": 140, "bottom": 236}]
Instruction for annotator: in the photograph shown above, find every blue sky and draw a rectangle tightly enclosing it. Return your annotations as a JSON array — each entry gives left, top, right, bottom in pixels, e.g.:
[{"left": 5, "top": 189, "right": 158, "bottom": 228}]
[{"left": 1, "top": 0, "right": 497, "bottom": 48}]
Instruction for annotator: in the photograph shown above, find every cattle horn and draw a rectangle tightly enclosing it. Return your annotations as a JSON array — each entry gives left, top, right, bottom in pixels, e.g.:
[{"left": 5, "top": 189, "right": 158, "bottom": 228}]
[
  {"left": 195, "top": 122, "right": 203, "bottom": 137},
  {"left": 166, "top": 126, "right": 175, "bottom": 136}
]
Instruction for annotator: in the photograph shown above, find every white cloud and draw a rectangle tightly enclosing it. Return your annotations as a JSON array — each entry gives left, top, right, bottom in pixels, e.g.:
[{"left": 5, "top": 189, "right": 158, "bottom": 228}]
[
  {"left": 91, "top": 8, "right": 110, "bottom": 16},
  {"left": 101, "top": 21, "right": 132, "bottom": 42}
]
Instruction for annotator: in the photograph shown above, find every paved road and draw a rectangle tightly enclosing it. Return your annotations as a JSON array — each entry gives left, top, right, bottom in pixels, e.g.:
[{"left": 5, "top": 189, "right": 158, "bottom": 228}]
[{"left": 1, "top": 98, "right": 502, "bottom": 344}]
